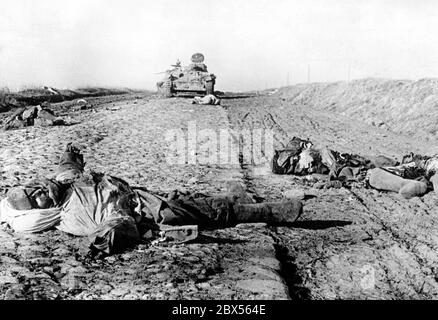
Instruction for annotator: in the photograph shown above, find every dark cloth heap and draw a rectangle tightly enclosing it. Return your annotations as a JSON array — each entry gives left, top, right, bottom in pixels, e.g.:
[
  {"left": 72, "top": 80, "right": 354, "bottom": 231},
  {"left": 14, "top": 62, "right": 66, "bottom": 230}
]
[
  {"left": 271, "top": 137, "right": 372, "bottom": 181},
  {"left": 2, "top": 103, "right": 66, "bottom": 131},
  {"left": 271, "top": 137, "right": 438, "bottom": 199}
]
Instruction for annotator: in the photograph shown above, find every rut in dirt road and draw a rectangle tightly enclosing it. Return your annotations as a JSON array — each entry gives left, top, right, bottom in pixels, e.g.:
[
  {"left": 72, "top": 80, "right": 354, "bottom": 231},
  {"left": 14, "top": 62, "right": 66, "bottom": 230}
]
[{"left": 222, "top": 102, "right": 309, "bottom": 299}]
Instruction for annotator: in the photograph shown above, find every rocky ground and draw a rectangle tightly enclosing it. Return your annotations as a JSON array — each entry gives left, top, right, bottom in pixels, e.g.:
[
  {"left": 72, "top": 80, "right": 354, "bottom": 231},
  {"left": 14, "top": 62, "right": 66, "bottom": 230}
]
[{"left": 1, "top": 89, "right": 438, "bottom": 300}]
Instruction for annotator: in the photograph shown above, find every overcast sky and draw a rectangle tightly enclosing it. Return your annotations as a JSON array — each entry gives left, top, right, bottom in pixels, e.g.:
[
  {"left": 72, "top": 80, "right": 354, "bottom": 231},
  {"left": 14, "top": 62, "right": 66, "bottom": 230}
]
[{"left": 1, "top": 0, "right": 438, "bottom": 91}]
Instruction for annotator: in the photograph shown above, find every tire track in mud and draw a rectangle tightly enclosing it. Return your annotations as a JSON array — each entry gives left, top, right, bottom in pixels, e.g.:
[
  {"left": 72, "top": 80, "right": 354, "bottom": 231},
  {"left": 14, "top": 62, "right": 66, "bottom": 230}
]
[
  {"left": 347, "top": 188, "right": 438, "bottom": 297},
  {"left": 223, "top": 95, "right": 438, "bottom": 299},
  {"left": 222, "top": 101, "right": 308, "bottom": 299}
]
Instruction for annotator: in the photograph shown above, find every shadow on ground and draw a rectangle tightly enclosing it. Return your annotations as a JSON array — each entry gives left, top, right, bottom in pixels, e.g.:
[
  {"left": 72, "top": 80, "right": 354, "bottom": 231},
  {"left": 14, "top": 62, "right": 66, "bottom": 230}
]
[{"left": 291, "top": 220, "right": 353, "bottom": 230}]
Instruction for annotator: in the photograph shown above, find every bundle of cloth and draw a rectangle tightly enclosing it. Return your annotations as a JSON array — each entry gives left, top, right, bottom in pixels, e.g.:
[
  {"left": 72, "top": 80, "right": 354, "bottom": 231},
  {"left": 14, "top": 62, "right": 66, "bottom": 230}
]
[
  {"left": 192, "top": 94, "right": 220, "bottom": 105},
  {"left": 2, "top": 102, "right": 66, "bottom": 131},
  {"left": 271, "top": 137, "right": 373, "bottom": 179},
  {"left": 271, "top": 137, "right": 438, "bottom": 199},
  {"left": 0, "top": 144, "right": 303, "bottom": 255}
]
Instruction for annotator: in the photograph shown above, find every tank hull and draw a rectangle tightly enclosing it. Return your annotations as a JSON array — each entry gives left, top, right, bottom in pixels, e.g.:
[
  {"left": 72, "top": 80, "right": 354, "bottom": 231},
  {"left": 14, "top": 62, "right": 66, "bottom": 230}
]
[{"left": 157, "top": 54, "right": 216, "bottom": 97}]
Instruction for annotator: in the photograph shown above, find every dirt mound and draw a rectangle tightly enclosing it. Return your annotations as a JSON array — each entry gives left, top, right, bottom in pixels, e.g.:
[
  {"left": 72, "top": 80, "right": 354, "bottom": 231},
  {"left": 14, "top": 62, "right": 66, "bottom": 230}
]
[
  {"left": 276, "top": 78, "right": 438, "bottom": 142},
  {"left": 2, "top": 87, "right": 146, "bottom": 108}
]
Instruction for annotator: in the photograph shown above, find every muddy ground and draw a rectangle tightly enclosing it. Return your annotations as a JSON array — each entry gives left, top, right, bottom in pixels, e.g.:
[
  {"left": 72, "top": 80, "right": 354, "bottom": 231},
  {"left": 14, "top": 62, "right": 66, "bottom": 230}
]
[{"left": 1, "top": 92, "right": 438, "bottom": 299}]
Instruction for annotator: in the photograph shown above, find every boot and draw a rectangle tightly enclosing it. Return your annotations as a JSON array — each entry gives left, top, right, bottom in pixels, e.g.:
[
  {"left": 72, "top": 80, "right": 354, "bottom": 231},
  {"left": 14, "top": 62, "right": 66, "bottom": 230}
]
[
  {"left": 55, "top": 143, "right": 85, "bottom": 183},
  {"left": 369, "top": 168, "right": 428, "bottom": 199},
  {"left": 234, "top": 200, "right": 302, "bottom": 224},
  {"left": 58, "top": 143, "right": 85, "bottom": 173},
  {"left": 368, "top": 168, "right": 408, "bottom": 192},
  {"left": 399, "top": 180, "right": 428, "bottom": 199}
]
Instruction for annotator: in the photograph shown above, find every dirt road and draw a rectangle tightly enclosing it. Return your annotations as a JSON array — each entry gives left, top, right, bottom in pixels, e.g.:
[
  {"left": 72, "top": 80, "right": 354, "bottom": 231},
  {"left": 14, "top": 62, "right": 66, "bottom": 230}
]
[
  {"left": 0, "top": 95, "right": 287, "bottom": 300},
  {"left": 1, "top": 93, "right": 438, "bottom": 299}
]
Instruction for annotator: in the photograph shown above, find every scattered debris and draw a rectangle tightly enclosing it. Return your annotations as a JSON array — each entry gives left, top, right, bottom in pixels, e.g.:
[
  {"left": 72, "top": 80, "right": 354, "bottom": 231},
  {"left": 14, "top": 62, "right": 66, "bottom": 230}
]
[{"left": 106, "top": 106, "right": 121, "bottom": 111}]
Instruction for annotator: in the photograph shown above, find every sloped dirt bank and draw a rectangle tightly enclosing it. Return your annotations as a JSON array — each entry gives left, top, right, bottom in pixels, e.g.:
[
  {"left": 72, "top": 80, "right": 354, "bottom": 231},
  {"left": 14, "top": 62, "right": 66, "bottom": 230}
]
[{"left": 276, "top": 78, "right": 438, "bottom": 142}]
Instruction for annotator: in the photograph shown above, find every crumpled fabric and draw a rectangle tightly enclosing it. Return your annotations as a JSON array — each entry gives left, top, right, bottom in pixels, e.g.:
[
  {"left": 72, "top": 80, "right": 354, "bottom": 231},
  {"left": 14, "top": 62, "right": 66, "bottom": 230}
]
[
  {"left": 271, "top": 137, "right": 373, "bottom": 185},
  {"left": 135, "top": 188, "right": 236, "bottom": 229},
  {"left": 89, "top": 216, "right": 140, "bottom": 254},
  {"left": 0, "top": 198, "right": 62, "bottom": 233},
  {"left": 271, "top": 137, "right": 312, "bottom": 174},
  {"left": 6, "top": 178, "right": 65, "bottom": 210},
  {"left": 192, "top": 94, "right": 220, "bottom": 105},
  {"left": 425, "top": 157, "right": 438, "bottom": 177},
  {"left": 294, "top": 148, "right": 326, "bottom": 175},
  {"left": 320, "top": 148, "right": 337, "bottom": 172},
  {"left": 2, "top": 104, "right": 65, "bottom": 131},
  {"left": 400, "top": 154, "right": 438, "bottom": 178},
  {"left": 58, "top": 174, "right": 141, "bottom": 254},
  {"left": 1, "top": 172, "right": 141, "bottom": 254}
]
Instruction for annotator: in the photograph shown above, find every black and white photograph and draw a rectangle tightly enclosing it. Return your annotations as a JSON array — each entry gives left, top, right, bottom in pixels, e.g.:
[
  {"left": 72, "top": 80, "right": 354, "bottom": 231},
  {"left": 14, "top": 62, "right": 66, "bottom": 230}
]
[{"left": 1, "top": 0, "right": 438, "bottom": 308}]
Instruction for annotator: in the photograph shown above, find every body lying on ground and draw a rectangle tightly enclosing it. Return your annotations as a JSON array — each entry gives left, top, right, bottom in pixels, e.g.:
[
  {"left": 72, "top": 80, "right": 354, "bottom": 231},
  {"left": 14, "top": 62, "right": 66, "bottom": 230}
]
[
  {"left": 271, "top": 137, "right": 438, "bottom": 199},
  {"left": 192, "top": 94, "right": 220, "bottom": 105},
  {"left": 0, "top": 144, "right": 303, "bottom": 255},
  {"left": 2, "top": 102, "right": 66, "bottom": 131}
]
